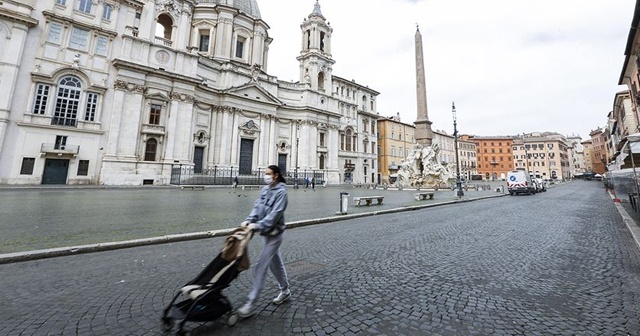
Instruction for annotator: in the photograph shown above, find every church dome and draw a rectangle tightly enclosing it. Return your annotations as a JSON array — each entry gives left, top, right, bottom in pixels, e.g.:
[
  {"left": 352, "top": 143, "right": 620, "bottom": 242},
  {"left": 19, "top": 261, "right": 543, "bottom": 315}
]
[{"left": 209, "top": 0, "right": 261, "bottom": 19}]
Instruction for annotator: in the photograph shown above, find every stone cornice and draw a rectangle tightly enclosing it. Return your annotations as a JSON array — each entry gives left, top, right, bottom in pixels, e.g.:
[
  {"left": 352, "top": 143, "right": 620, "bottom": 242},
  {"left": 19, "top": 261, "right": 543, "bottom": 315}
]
[
  {"left": 16, "top": 122, "right": 105, "bottom": 135},
  {"left": 42, "top": 10, "right": 118, "bottom": 38},
  {"left": 0, "top": 7, "right": 38, "bottom": 27},
  {"left": 118, "top": 0, "right": 145, "bottom": 10}
]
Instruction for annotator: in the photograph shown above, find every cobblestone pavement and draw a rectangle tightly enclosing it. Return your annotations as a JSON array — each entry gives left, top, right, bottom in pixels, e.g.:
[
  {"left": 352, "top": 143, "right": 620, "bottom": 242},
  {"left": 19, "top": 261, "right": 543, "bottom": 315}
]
[
  {"left": 0, "top": 182, "right": 507, "bottom": 253},
  {"left": 1, "top": 181, "right": 639, "bottom": 335}
]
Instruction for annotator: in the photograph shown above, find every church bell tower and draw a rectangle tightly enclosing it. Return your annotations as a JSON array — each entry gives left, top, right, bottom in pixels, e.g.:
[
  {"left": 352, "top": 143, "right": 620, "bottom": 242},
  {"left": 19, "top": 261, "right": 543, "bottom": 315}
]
[{"left": 297, "top": 0, "right": 335, "bottom": 92}]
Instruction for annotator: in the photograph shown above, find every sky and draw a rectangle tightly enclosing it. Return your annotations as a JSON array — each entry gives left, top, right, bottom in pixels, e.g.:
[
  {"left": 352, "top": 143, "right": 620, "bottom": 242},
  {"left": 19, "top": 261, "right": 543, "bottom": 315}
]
[{"left": 259, "top": 0, "right": 636, "bottom": 140}]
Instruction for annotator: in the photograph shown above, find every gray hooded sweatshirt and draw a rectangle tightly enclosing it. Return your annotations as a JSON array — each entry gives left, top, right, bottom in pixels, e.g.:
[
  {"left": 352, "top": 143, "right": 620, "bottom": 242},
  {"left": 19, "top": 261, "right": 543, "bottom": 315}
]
[{"left": 246, "top": 182, "right": 287, "bottom": 236}]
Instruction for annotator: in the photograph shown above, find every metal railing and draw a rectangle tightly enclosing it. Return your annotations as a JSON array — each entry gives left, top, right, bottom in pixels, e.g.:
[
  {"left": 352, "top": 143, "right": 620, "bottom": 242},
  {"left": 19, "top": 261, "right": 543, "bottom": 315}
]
[{"left": 170, "top": 165, "right": 325, "bottom": 186}]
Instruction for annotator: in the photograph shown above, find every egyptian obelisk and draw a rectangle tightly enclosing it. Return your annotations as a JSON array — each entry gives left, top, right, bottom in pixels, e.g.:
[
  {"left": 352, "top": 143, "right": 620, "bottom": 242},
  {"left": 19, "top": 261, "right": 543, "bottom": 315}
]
[{"left": 414, "top": 25, "right": 433, "bottom": 145}]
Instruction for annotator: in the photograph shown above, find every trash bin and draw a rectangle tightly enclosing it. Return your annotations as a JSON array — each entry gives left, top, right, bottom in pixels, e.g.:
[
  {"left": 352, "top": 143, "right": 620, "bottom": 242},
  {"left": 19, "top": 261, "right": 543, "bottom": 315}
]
[{"left": 339, "top": 192, "right": 349, "bottom": 214}]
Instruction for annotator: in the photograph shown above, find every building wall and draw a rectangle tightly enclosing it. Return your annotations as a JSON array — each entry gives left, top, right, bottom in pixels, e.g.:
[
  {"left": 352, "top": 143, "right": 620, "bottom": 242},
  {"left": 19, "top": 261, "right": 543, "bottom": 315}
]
[
  {"left": 582, "top": 140, "right": 594, "bottom": 173},
  {"left": 0, "top": 1, "right": 379, "bottom": 185},
  {"left": 590, "top": 129, "right": 607, "bottom": 174},
  {"left": 567, "top": 136, "right": 586, "bottom": 176},
  {"left": 377, "top": 117, "right": 414, "bottom": 184},
  {"left": 471, "top": 137, "right": 513, "bottom": 180},
  {"left": 513, "top": 133, "right": 570, "bottom": 180}
]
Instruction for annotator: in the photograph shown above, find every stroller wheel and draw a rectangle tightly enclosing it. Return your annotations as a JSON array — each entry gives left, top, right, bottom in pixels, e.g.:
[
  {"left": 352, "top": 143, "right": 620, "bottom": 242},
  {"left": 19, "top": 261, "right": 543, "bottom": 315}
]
[
  {"left": 160, "top": 317, "right": 174, "bottom": 332},
  {"left": 227, "top": 313, "right": 238, "bottom": 326}
]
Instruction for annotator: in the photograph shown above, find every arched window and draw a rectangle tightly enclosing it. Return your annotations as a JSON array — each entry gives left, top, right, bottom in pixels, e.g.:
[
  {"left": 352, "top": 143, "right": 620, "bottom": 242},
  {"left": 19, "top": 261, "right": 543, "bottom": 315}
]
[
  {"left": 345, "top": 129, "right": 352, "bottom": 151},
  {"left": 318, "top": 72, "right": 325, "bottom": 90},
  {"left": 156, "top": 14, "right": 173, "bottom": 40},
  {"left": 145, "top": 138, "right": 158, "bottom": 161},
  {"left": 53, "top": 76, "right": 82, "bottom": 127}
]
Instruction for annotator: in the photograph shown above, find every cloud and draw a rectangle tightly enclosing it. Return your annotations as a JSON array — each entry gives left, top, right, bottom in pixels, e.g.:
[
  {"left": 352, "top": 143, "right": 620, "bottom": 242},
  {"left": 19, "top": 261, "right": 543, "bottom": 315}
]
[{"left": 260, "top": 0, "right": 635, "bottom": 139}]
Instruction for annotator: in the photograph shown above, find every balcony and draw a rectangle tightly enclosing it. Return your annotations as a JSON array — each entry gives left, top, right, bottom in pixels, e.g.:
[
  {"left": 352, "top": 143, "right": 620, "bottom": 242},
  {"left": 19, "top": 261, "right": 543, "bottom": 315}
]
[
  {"left": 41, "top": 143, "right": 79, "bottom": 155},
  {"left": 51, "top": 117, "right": 77, "bottom": 127},
  {"left": 141, "top": 124, "right": 166, "bottom": 135},
  {"left": 154, "top": 36, "right": 173, "bottom": 47}
]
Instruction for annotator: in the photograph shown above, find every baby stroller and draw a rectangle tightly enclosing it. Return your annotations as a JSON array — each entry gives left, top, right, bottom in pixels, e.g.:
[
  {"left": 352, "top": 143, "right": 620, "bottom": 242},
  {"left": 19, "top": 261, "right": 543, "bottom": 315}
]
[{"left": 161, "top": 226, "right": 253, "bottom": 335}]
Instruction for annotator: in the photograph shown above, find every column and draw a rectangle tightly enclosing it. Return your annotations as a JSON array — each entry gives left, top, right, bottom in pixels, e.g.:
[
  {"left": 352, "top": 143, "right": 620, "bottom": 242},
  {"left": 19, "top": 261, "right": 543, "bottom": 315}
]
[
  {"left": 105, "top": 88, "right": 126, "bottom": 157},
  {"left": 116, "top": 89, "right": 143, "bottom": 159},
  {"left": 207, "top": 107, "right": 217, "bottom": 167},
  {"left": 268, "top": 117, "right": 276, "bottom": 166},
  {"left": 163, "top": 99, "right": 180, "bottom": 160},
  {"left": 220, "top": 110, "right": 234, "bottom": 166}
]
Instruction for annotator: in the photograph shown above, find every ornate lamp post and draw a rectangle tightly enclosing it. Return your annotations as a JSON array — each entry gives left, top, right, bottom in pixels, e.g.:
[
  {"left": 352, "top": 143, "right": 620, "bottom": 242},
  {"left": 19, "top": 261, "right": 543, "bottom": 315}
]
[
  {"left": 452, "top": 102, "right": 464, "bottom": 198},
  {"left": 294, "top": 122, "right": 300, "bottom": 189}
]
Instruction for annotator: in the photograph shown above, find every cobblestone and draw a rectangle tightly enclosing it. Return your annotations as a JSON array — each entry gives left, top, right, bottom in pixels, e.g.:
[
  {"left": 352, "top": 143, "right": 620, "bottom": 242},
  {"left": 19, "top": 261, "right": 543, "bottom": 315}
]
[{"left": 0, "top": 181, "right": 639, "bottom": 335}]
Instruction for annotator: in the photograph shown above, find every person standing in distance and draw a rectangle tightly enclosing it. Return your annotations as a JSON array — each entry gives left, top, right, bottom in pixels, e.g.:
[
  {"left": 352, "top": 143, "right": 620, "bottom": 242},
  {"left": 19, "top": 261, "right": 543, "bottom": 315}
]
[{"left": 237, "top": 165, "right": 291, "bottom": 317}]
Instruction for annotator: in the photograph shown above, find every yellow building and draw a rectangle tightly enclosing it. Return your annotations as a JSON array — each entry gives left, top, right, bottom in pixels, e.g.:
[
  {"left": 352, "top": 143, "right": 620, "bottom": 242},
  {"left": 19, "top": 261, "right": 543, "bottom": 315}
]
[
  {"left": 377, "top": 115, "right": 415, "bottom": 184},
  {"left": 513, "top": 132, "right": 571, "bottom": 180}
]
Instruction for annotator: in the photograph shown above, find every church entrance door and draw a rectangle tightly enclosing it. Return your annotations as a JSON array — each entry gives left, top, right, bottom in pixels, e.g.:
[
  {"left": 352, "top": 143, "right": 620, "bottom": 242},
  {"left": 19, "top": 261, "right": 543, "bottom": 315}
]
[{"left": 239, "top": 139, "right": 254, "bottom": 175}]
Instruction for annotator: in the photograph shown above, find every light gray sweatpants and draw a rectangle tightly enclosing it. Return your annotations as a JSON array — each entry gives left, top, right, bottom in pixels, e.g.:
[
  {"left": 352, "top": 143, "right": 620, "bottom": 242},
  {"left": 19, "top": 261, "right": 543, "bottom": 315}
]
[{"left": 247, "top": 233, "right": 289, "bottom": 303}]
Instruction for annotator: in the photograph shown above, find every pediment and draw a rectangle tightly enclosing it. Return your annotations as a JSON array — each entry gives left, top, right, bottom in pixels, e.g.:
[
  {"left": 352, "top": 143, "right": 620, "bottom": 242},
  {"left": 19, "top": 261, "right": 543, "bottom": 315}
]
[
  {"left": 227, "top": 83, "right": 283, "bottom": 105},
  {"left": 145, "top": 92, "right": 170, "bottom": 101}
]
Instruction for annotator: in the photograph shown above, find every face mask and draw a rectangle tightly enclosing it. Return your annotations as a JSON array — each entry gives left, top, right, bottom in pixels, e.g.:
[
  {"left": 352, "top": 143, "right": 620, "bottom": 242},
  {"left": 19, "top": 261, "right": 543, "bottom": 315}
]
[{"left": 264, "top": 175, "right": 274, "bottom": 184}]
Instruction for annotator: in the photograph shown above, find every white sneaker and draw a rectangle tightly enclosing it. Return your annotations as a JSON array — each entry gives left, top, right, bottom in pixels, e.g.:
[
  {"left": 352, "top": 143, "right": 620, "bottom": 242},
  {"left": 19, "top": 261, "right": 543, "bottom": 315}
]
[
  {"left": 236, "top": 301, "right": 254, "bottom": 317},
  {"left": 272, "top": 290, "right": 291, "bottom": 305}
]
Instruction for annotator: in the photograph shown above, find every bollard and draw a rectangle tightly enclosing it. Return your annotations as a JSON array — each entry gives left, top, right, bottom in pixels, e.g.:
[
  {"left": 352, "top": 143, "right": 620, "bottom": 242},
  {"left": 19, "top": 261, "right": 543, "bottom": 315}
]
[{"left": 336, "top": 192, "right": 349, "bottom": 215}]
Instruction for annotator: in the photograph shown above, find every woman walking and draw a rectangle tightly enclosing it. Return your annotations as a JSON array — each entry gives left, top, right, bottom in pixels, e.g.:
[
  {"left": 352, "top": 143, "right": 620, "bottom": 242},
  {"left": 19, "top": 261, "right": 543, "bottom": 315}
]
[{"left": 237, "top": 165, "right": 291, "bottom": 317}]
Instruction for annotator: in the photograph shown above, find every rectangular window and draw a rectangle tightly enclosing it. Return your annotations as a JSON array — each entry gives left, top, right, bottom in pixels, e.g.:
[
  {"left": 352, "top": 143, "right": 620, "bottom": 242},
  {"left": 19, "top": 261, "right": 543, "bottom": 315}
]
[
  {"left": 69, "top": 27, "right": 90, "bottom": 51},
  {"left": 102, "top": 4, "right": 112, "bottom": 20},
  {"left": 20, "top": 158, "right": 35, "bottom": 175},
  {"left": 149, "top": 104, "right": 162, "bottom": 125},
  {"left": 33, "top": 84, "right": 50, "bottom": 115},
  {"left": 77, "top": 160, "right": 90, "bottom": 176},
  {"left": 55, "top": 135, "right": 68, "bottom": 150},
  {"left": 56, "top": 0, "right": 66, "bottom": 5},
  {"left": 47, "top": 22, "right": 63, "bottom": 44},
  {"left": 319, "top": 133, "right": 325, "bottom": 147},
  {"left": 78, "top": 0, "right": 92, "bottom": 13},
  {"left": 235, "top": 37, "right": 245, "bottom": 58},
  {"left": 84, "top": 92, "right": 98, "bottom": 121},
  {"left": 199, "top": 30, "right": 210, "bottom": 52},
  {"left": 95, "top": 35, "right": 108, "bottom": 56}
]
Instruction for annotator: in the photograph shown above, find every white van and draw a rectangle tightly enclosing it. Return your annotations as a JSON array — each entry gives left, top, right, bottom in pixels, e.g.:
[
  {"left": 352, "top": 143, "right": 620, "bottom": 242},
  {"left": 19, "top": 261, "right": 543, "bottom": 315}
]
[{"left": 507, "top": 170, "right": 536, "bottom": 195}]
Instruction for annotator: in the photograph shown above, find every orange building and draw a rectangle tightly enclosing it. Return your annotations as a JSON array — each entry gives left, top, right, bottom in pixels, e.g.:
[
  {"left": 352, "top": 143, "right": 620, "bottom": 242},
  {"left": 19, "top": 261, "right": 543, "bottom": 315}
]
[
  {"left": 469, "top": 136, "right": 514, "bottom": 180},
  {"left": 589, "top": 128, "right": 607, "bottom": 174}
]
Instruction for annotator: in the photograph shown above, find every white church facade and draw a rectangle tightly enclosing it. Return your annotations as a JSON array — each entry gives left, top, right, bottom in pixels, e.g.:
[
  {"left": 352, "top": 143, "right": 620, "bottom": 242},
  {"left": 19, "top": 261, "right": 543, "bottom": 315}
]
[{"left": 0, "top": 0, "right": 380, "bottom": 185}]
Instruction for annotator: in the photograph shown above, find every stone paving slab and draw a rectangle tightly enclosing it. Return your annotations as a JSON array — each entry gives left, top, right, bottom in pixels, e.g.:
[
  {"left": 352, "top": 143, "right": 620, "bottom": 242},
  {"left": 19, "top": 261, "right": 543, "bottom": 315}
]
[{"left": 0, "top": 181, "right": 639, "bottom": 335}]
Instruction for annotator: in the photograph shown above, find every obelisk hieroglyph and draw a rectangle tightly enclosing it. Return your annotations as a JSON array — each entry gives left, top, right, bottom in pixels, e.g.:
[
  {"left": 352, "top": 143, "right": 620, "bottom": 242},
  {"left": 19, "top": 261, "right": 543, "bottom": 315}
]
[{"left": 414, "top": 25, "right": 433, "bottom": 145}]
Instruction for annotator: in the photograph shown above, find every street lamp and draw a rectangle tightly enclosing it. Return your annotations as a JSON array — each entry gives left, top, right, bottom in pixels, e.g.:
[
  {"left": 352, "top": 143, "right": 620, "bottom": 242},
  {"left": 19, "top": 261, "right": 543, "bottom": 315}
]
[
  {"left": 294, "top": 122, "right": 300, "bottom": 189},
  {"left": 452, "top": 102, "right": 464, "bottom": 198}
]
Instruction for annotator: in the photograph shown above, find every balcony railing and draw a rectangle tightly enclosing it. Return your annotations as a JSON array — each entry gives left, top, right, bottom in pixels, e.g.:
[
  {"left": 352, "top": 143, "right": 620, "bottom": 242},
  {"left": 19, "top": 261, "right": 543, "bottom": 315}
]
[
  {"left": 51, "top": 117, "right": 77, "bottom": 127},
  {"left": 141, "top": 124, "right": 166, "bottom": 135},
  {"left": 41, "top": 143, "right": 80, "bottom": 155},
  {"left": 154, "top": 36, "right": 173, "bottom": 47}
]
